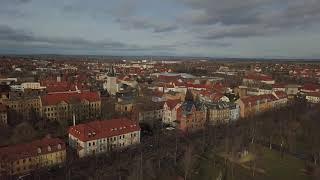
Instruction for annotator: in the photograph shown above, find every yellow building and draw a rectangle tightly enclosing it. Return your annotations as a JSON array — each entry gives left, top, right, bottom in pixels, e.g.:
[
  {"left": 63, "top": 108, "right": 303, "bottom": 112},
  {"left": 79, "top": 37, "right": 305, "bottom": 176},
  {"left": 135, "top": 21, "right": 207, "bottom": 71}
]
[
  {"left": 41, "top": 92, "right": 101, "bottom": 122},
  {"left": 115, "top": 100, "right": 134, "bottom": 114},
  {"left": 0, "top": 137, "right": 66, "bottom": 176},
  {"left": 238, "top": 94, "right": 276, "bottom": 118},
  {"left": 2, "top": 95, "right": 42, "bottom": 121}
]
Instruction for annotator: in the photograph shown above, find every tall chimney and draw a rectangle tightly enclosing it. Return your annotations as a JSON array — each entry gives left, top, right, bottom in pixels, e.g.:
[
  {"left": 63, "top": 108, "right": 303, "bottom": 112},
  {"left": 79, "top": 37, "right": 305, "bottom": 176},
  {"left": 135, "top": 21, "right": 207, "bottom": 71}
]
[{"left": 73, "top": 113, "right": 76, "bottom": 126}]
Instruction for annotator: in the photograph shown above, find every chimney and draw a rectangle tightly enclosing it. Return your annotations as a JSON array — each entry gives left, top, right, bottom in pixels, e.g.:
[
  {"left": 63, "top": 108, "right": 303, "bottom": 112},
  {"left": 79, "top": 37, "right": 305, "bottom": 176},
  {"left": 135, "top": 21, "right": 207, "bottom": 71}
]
[
  {"left": 57, "top": 76, "right": 61, "bottom": 82},
  {"left": 73, "top": 113, "right": 76, "bottom": 126}
]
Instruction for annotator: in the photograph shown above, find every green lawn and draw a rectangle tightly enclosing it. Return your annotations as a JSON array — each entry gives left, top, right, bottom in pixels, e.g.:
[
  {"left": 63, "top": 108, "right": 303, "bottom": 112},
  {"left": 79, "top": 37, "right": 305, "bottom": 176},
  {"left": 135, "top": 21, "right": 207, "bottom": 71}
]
[{"left": 192, "top": 145, "right": 312, "bottom": 180}]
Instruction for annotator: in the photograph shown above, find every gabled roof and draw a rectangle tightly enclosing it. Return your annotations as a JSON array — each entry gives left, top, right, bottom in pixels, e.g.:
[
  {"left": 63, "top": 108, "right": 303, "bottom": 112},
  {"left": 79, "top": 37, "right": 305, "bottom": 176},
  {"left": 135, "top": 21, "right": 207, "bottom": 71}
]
[
  {"left": 68, "top": 118, "right": 140, "bottom": 142},
  {"left": 165, "top": 99, "right": 181, "bottom": 110},
  {"left": 0, "top": 137, "right": 65, "bottom": 161},
  {"left": 41, "top": 92, "right": 100, "bottom": 106},
  {"left": 301, "top": 83, "right": 320, "bottom": 92},
  {"left": 274, "top": 91, "right": 288, "bottom": 99}
]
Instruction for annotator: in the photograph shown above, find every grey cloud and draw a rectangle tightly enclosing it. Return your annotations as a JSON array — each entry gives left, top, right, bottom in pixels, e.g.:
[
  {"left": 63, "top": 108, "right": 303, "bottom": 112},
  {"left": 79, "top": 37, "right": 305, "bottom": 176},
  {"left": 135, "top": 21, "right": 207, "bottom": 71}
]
[
  {"left": 0, "top": 25, "right": 177, "bottom": 52},
  {"left": 181, "top": 0, "right": 320, "bottom": 27},
  {"left": 179, "top": 0, "right": 320, "bottom": 39},
  {"left": 116, "top": 17, "right": 178, "bottom": 33},
  {"left": 198, "top": 25, "right": 280, "bottom": 40}
]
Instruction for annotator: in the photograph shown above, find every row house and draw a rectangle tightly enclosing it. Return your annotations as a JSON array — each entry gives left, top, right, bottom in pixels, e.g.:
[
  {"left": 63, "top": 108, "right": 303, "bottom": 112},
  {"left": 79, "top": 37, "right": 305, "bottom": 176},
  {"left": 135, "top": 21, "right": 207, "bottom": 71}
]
[
  {"left": 0, "top": 137, "right": 66, "bottom": 176},
  {"left": 41, "top": 92, "right": 101, "bottom": 122},
  {"left": 177, "top": 101, "right": 206, "bottom": 133},
  {"left": 162, "top": 99, "right": 181, "bottom": 127},
  {"left": 243, "top": 73, "right": 275, "bottom": 85},
  {"left": 305, "top": 92, "right": 320, "bottom": 104},
  {"left": 68, "top": 118, "right": 140, "bottom": 158},
  {"left": 238, "top": 92, "right": 288, "bottom": 118},
  {"left": 206, "top": 102, "right": 240, "bottom": 125},
  {"left": 0, "top": 104, "right": 7, "bottom": 126}
]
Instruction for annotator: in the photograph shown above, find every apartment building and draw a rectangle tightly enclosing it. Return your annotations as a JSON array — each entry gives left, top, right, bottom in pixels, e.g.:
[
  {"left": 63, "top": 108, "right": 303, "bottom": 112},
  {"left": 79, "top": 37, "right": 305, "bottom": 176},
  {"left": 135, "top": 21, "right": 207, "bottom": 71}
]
[
  {"left": 162, "top": 99, "right": 181, "bottom": 126},
  {"left": 0, "top": 137, "right": 66, "bottom": 176},
  {"left": 68, "top": 118, "right": 140, "bottom": 158},
  {"left": 177, "top": 101, "right": 206, "bottom": 133},
  {"left": 41, "top": 92, "right": 101, "bottom": 122}
]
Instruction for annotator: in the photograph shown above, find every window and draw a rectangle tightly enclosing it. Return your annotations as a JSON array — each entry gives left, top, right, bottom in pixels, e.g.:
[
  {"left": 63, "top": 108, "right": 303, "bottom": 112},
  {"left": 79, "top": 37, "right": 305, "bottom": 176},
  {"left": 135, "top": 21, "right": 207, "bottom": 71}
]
[
  {"left": 93, "top": 142, "right": 95, "bottom": 146},
  {"left": 88, "top": 142, "right": 91, "bottom": 146}
]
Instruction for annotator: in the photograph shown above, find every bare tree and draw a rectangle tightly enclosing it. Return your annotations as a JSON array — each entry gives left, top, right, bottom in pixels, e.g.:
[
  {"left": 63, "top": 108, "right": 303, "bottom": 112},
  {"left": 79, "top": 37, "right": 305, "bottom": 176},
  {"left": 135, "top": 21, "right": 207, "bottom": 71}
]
[{"left": 183, "top": 145, "right": 193, "bottom": 180}]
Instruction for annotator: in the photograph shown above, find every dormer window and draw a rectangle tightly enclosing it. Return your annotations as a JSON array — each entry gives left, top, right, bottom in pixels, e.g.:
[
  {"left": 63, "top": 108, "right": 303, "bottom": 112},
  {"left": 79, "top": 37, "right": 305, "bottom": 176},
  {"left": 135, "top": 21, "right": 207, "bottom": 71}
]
[
  {"left": 37, "top": 148, "right": 41, "bottom": 154},
  {"left": 48, "top": 146, "right": 51, "bottom": 152},
  {"left": 57, "top": 144, "right": 61, "bottom": 150}
]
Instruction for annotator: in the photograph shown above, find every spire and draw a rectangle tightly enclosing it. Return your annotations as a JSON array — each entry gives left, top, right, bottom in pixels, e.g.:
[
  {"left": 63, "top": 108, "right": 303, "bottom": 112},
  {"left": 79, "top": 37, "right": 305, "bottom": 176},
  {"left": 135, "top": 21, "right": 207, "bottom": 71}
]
[{"left": 109, "top": 65, "right": 116, "bottom": 77}]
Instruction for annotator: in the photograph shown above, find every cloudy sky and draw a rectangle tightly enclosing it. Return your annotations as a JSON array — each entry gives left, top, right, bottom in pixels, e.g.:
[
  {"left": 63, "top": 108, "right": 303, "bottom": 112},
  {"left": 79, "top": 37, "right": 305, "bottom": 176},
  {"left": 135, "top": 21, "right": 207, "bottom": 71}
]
[{"left": 1, "top": 0, "right": 320, "bottom": 58}]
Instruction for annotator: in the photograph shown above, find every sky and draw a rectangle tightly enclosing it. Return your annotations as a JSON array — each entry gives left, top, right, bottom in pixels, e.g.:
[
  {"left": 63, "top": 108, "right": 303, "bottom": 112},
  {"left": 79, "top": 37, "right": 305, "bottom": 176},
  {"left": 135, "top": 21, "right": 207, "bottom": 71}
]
[{"left": 0, "top": 0, "right": 320, "bottom": 58}]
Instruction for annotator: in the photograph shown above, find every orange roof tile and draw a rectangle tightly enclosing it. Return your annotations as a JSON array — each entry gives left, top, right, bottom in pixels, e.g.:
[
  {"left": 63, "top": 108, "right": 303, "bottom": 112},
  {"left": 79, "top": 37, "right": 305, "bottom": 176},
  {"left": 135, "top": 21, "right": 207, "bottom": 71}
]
[
  {"left": 41, "top": 91, "right": 100, "bottom": 106},
  {"left": 0, "top": 137, "right": 65, "bottom": 161},
  {"left": 68, "top": 118, "right": 140, "bottom": 142}
]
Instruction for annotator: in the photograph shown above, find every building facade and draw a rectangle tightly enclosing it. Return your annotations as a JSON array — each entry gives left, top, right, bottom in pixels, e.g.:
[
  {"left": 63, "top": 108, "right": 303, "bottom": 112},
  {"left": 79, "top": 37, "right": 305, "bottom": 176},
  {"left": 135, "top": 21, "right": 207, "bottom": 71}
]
[
  {"left": 41, "top": 92, "right": 101, "bottom": 122},
  {"left": 68, "top": 118, "right": 140, "bottom": 158},
  {"left": 0, "top": 104, "right": 7, "bottom": 126},
  {"left": 306, "top": 92, "right": 320, "bottom": 104},
  {"left": 238, "top": 93, "right": 288, "bottom": 118},
  {"left": 162, "top": 99, "right": 181, "bottom": 126},
  {"left": 206, "top": 102, "right": 239, "bottom": 125},
  {"left": 2, "top": 96, "right": 42, "bottom": 121},
  {"left": 177, "top": 101, "right": 206, "bottom": 133},
  {"left": 0, "top": 137, "right": 66, "bottom": 176}
]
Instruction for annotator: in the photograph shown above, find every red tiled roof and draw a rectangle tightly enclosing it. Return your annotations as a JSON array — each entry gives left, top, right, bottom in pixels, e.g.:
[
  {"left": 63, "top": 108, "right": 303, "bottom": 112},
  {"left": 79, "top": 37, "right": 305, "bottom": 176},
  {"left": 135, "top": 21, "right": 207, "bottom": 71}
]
[
  {"left": 165, "top": 99, "right": 181, "bottom": 110},
  {"left": 41, "top": 92, "right": 100, "bottom": 106},
  {"left": 0, "top": 137, "right": 65, "bottom": 161},
  {"left": 301, "top": 83, "right": 320, "bottom": 92},
  {"left": 306, "top": 92, "right": 320, "bottom": 97},
  {"left": 68, "top": 118, "right": 140, "bottom": 142},
  {"left": 272, "top": 83, "right": 287, "bottom": 88},
  {"left": 187, "top": 84, "right": 209, "bottom": 89},
  {"left": 211, "top": 93, "right": 225, "bottom": 102},
  {"left": 240, "top": 94, "right": 277, "bottom": 107},
  {"left": 41, "top": 81, "right": 89, "bottom": 93},
  {"left": 244, "top": 73, "right": 273, "bottom": 81},
  {"left": 274, "top": 91, "right": 288, "bottom": 99},
  {"left": 153, "top": 90, "right": 164, "bottom": 97}
]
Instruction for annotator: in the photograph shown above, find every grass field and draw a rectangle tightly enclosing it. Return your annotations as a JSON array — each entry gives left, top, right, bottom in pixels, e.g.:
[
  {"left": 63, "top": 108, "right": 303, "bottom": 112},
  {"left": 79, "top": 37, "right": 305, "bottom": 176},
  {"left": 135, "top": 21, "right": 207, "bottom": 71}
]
[{"left": 192, "top": 145, "right": 311, "bottom": 180}]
